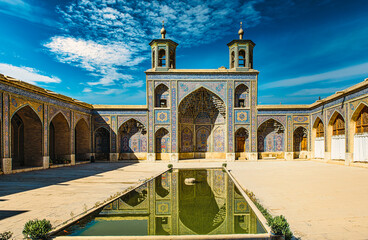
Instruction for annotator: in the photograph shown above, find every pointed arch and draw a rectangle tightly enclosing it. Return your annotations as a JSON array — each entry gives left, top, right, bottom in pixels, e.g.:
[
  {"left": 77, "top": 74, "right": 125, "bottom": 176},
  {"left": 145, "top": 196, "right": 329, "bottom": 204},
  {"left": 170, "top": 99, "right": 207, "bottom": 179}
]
[
  {"left": 50, "top": 112, "right": 71, "bottom": 163},
  {"left": 155, "top": 83, "right": 170, "bottom": 108},
  {"left": 11, "top": 103, "right": 42, "bottom": 123},
  {"left": 49, "top": 110, "right": 70, "bottom": 128},
  {"left": 11, "top": 105, "right": 43, "bottom": 168},
  {"left": 235, "top": 127, "right": 249, "bottom": 152},
  {"left": 94, "top": 126, "right": 110, "bottom": 161},
  {"left": 155, "top": 127, "right": 170, "bottom": 154},
  {"left": 328, "top": 110, "right": 345, "bottom": 126},
  {"left": 258, "top": 117, "right": 286, "bottom": 129},
  {"left": 234, "top": 84, "right": 249, "bottom": 108},
  {"left": 178, "top": 85, "right": 226, "bottom": 104},
  {"left": 75, "top": 118, "right": 91, "bottom": 161},
  {"left": 313, "top": 116, "right": 324, "bottom": 129},
  {"left": 257, "top": 118, "right": 285, "bottom": 153},
  {"left": 351, "top": 102, "right": 368, "bottom": 122},
  {"left": 293, "top": 126, "right": 308, "bottom": 152},
  {"left": 158, "top": 49, "right": 166, "bottom": 67},
  {"left": 118, "top": 117, "right": 147, "bottom": 130},
  {"left": 118, "top": 119, "right": 147, "bottom": 158}
]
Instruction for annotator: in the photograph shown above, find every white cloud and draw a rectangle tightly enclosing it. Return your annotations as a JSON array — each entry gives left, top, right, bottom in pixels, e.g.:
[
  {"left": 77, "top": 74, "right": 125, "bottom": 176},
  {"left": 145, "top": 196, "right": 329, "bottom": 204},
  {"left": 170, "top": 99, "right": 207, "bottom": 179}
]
[
  {"left": 96, "top": 88, "right": 124, "bottom": 95},
  {"left": 44, "top": 36, "right": 143, "bottom": 86},
  {"left": 82, "top": 87, "right": 92, "bottom": 92},
  {"left": 0, "top": 63, "right": 61, "bottom": 84},
  {"left": 45, "top": 0, "right": 264, "bottom": 94},
  {"left": 261, "top": 62, "right": 368, "bottom": 89},
  {"left": 288, "top": 86, "right": 351, "bottom": 96}
]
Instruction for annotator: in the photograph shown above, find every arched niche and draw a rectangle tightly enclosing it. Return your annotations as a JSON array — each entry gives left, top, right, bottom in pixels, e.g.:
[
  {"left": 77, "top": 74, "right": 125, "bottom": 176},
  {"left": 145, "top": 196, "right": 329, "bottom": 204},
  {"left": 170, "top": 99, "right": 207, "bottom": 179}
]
[
  {"left": 351, "top": 104, "right": 368, "bottom": 162},
  {"left": 118, "top": 119, "right": 147, "bottom": 160},
  {"left": 75, "top": 118, "right": 91, "bottom": 161},
  {"left": 50, "top": 112, "right": 71, "bottom": 164},
  {"left": 235, "top": 128, "right": 249, "bottom": 153},
  {"left": 178, "top": 87, "right": 226, "bottom": 159},
  {"left": 312, "top": 117, "right": 324, "bottom": 159},
  {"left": 11, "top": 105, "right": 43, "bottom": 168},
  {"left": 155, "top": 84, "right": 169, "bottom": 108},
  {"left": 95, "top": 127, "right": 110, "bottom": 161},
  {"left": 257, "top": 119, "right": 284, "bottom": 158},
  {"left": 155, "top": 128, "right": 170, "bottom": 160},
  {"left": 328, "top": 112, "right": 345, "bottom": 160},
  {"left": 293, "top": 126, "right": 307, "bottom": 159},
  {"left": 234, "top": 84, "right": 249, "bottom": 108}
]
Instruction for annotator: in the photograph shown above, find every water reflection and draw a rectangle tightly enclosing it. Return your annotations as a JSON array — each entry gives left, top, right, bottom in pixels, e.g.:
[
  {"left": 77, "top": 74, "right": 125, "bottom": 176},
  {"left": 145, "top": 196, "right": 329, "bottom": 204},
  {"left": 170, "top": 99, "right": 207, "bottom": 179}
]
[{"left": 58, "top": 169, "right": 266, "bottom": 236}]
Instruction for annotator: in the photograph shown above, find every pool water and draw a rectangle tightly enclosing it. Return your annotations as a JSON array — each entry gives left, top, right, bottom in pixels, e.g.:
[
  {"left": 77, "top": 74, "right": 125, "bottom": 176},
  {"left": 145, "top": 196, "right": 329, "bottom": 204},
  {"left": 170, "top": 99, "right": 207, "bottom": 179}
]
[{"left": 56, "top": 169, "right": 267, "bottom": 236}]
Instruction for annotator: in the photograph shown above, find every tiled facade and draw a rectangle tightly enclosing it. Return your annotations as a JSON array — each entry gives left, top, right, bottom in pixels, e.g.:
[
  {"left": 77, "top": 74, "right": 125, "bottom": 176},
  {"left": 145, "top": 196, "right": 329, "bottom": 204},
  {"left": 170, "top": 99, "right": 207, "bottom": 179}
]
[{"left": 1, "top": 33, "right": 368, "bottom": 174}]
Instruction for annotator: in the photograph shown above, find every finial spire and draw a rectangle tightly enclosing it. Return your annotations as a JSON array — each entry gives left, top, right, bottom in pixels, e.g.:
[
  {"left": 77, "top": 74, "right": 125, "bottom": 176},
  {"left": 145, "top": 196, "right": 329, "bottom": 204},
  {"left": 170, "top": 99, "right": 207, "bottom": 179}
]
[
  {"left": 160, "top": 20, "right": 166, "bottom": 39},
  {"left": 238, "top": 21, "right": 244, "bottom": 40}
]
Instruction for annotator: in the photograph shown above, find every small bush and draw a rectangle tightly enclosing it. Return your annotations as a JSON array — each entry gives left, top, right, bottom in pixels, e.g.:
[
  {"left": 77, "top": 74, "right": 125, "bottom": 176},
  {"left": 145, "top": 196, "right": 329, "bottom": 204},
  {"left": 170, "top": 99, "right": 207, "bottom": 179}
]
[
  {"left": 23, "top": 219, "right": 52, "bottom": 240},
  {"left": 167, "top": 164, "right": 173, "bottom": 169},
  {"left": 222, "top": 163, "right": 227, "bottom": 168},
  {"left": 0, "top": 231, "right": 12, "bottom": 240},
  {"left": 270, "top": 215, "right": 292, "bottom": 240}
]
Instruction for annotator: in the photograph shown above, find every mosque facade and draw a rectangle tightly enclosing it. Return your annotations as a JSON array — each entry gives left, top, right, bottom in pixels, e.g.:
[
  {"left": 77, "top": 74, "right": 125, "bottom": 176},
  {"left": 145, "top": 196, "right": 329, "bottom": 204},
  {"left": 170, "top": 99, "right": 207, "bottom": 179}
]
[{"left": 1, "top": 27, "right": 368, "bottom": 174}]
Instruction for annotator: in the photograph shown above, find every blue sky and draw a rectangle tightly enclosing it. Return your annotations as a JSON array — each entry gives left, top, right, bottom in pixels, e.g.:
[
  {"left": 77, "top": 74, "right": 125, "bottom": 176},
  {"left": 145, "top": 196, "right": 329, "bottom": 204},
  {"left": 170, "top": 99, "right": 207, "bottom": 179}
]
[{"left": 0, "top": 0, "right": 367, "bottom": 105}]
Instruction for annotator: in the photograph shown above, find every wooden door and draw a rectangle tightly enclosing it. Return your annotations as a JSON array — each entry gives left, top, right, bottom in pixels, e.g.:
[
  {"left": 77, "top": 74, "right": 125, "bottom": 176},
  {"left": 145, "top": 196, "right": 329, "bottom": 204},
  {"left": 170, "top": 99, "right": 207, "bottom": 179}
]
[{"left": 237, "top": 137, "right": 245, "bottom": 152}]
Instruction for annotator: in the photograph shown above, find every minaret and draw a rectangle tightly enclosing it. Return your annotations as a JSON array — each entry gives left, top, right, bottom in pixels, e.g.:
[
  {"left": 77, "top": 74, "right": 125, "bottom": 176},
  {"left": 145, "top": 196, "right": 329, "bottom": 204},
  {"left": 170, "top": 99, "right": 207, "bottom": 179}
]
[
  {"left": 227, "top": 22, "right": 255, "bottom": 70},
  {"left": 149, "top": 21, "right": 178, "bottom": 70}
]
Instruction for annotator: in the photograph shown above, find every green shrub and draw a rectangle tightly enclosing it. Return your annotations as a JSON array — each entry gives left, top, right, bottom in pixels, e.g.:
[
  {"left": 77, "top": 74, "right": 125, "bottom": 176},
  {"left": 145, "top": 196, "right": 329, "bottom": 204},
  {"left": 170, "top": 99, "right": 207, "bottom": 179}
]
[
  {"left": 0, "top": 231, "right": 12, "bottom": 240},
  {"left": 269, "top": 215, "right": 292, "bottom": 240},
  {"left": 167, "top": 164, "right": 173, "bottom": 169},
  {"left": 222, "top": 163, "right": 227, "bottom": 168},
  {"left": 245, "top": 190, "right": 293, "bottom": 240},
  {"left": 23, "top": 219, "right": 52, "bottom": 240}
]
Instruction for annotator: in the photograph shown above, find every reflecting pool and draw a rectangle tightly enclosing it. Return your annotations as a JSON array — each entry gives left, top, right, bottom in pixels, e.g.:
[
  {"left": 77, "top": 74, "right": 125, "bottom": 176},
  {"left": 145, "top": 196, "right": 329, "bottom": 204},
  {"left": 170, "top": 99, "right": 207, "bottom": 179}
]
[{"left": 56, "top": 169, "right": 267, "bottom": 237}]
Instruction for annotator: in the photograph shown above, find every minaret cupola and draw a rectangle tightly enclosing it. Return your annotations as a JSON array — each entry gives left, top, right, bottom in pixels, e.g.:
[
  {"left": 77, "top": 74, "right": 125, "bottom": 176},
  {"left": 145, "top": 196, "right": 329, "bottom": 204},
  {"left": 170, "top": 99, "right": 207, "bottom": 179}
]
[
  {"left": 149, "top": 21, "right": 178, "bottom": 71},
  {"left": 227, "top": 22, "right": 255, "bottom": 71}
]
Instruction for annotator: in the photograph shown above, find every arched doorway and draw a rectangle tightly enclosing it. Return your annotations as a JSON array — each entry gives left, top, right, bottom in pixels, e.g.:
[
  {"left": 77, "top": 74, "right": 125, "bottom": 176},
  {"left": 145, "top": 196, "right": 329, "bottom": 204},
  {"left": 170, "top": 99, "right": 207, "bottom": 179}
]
[
  {"left": 329, "top": 113, "right": 345, "bottom": 160},
  {"left": 95, "top": 127, "right": 110, "bottom": 161},
  {"left": 155, "top": 128, "right": 170, "bottom": 160},
  {"left": 50, "top": 113, "right": 71, "bottom": 164},
  {"left": 11, "top": 105, "right": 43, "bottom": 168},
  {"left": 178, "top": 87, "right": 226, "bottom": 159},
  {"left": 235, "top": 128, "right": 248, "bottom": 160},
  {"left": 118, "top": 119, "right": 147, "bottom": 160},
  {"left": 257, "top": 119, "right": 284, "bottom": 159},
  {"left": 352, "top": 104, "right": 368, "bottom": 162},
  {"left": 234, "top": 84, "right": 249, "bottom": 108},
  {"left": 75, "top": 119, "right": 91, "bottom": 161},
  {"left": 313, "top": 118, "right": 324, "bottom": 159},
  {"left": 155, "top": 84, "right": 169, "bottom": 108},
  {"left": 293, "top": 127, "right": 307, "bottom": 159}
]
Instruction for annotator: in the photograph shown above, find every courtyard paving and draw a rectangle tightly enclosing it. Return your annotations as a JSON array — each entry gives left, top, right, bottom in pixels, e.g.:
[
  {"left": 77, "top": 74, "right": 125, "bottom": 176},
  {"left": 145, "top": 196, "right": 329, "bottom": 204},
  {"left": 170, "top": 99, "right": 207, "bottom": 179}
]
[
  {"left": 0, "top": 162, "right": 167, "bottom": 239},
  {"left": 226, "top": 161, "right": 368, "bottom": 240},
  {"left": 0, "top": 160, "right": 367, "bottom": 239}
]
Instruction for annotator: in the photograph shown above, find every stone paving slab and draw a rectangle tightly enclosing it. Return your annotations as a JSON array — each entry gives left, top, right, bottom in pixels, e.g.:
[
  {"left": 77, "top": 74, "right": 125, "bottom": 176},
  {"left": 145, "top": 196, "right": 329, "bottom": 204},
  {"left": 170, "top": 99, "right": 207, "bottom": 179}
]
[
  {"left": 225, "top": 161, "right": 368, "bottom": 240},
  {"left": 1, "top": 161, "right": 368, "bottom": 240},
  {"left": 0, "top": 162, "right": 167, "bottom": 239}
]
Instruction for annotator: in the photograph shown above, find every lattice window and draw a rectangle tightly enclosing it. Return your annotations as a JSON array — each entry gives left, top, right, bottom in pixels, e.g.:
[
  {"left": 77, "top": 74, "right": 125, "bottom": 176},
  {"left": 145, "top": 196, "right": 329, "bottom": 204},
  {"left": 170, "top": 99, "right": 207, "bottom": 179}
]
[
  {"left": 356, "top": 106, "right": 368, "bottom": 133},
  {"left": 332, "top": 114, "right": 345, "bottom": 135},
  {"left": 316, "top": 119, "right": 324, "bottom": 137}
]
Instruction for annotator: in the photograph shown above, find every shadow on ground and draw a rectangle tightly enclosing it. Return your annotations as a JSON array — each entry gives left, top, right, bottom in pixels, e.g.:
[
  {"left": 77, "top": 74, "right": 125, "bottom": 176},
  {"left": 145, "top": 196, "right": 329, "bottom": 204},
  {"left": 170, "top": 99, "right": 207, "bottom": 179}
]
[{"left": 0, "top": 162, "right": 137, "bottom": 198}]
